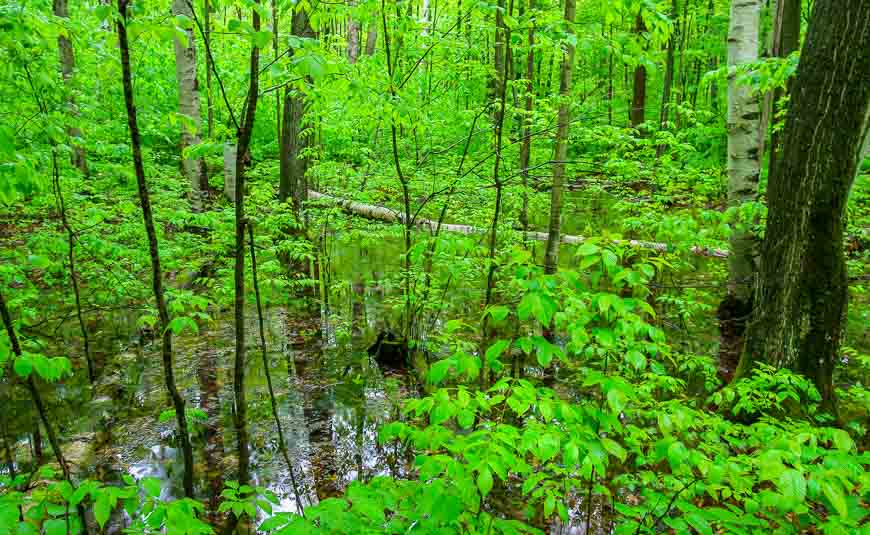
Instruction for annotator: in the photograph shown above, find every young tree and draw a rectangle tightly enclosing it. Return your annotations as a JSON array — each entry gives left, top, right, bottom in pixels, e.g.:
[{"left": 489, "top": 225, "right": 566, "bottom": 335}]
[
  {"left": 171, "top": 0, "right": 208, "bottom": 207},
  {"left": 737, "top": 0, "right": 870, "bottom": 412},
  {"left": 116, "top": 0, "right": 195, "bottom": 497},
  {"left": 719, "top": 0, "right": 761, "bottom": 381},
  {"left": 233, "top": 1, "right": 263, "bottom": 488},
  {"left": 543, "top": 0, "right": 575, "bottom": 274}
]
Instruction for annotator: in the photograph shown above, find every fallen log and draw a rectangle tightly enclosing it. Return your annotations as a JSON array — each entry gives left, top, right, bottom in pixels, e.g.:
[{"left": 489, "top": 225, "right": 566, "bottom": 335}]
[{"left": 306, "top": 190, "right": 729, "bottom": 258}]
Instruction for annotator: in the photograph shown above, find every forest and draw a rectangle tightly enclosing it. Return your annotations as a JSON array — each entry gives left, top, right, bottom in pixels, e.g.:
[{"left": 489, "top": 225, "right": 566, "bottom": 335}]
[{"left": 0, "top": 0, "right": 868, "bottom": 532}]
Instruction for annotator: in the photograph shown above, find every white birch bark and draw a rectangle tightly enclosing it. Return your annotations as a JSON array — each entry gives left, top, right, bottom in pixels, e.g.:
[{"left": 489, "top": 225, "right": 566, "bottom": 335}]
[
  {"left": 172, "top": 0, "right": 207, "bottom": 207},
  {"left": 726, "top": 0, "right": 762, "bottom": 301}
]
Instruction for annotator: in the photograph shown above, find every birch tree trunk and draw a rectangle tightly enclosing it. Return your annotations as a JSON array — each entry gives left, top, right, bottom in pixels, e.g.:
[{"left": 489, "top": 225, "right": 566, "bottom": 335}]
[
  {"left": 171, "top": 0, "right": 207, "bottom": 207},
  {"left": 738, "top": 0, "right": 870, "bottom": 413},
  {"left": 543, "top": 0, "right": 575, "bottom": 274},
  {"left": 718, "top": 0, "right": 761, "bottom": 381},
  {"left": 53, "top": 0, "right": 88, "bottom": 175}
]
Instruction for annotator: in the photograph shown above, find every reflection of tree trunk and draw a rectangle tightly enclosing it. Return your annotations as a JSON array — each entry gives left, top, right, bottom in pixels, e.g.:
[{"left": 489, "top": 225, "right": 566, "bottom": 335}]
[
  {"left": 196, "top": 350, "right": 224, "bottom": 522},
  {"left": 32, "top": 411, "right": 43, "bottom": 465},
  {"left": 303, "top": 377, "right": 339, "bottom": 500},
  {"left": 0, "top": 401, "right": 14, "bottom": 479}
]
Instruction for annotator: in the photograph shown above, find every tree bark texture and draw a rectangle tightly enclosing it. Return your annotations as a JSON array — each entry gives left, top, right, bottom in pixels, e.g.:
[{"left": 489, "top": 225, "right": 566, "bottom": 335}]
[
  {"left": 543, "top": 0, "right": 575, "bottom": 274},
  {"left": 172, "top": 0, "right": 208, "bottom": 206},
  {"left": 765, "top": 0, "right": 800, "bottom": 182},
  {"left": 53, "top": 0, "right": 88, "bottom": 175},
  {"left": 365, "top": 21, "right": 378, "bottom": 55},
  {"left": 719, "top": 0, "right": 762, "bottom": 381},
  {"left": 280, "top": 7, "right": 315, "bottom": 208},
  {"left": 737, "top": 0, "right": 870, "bottom": 412},
  {"left": 116, "top": 0, "right": 195, "bottom": 498},
  {"left": 347, "top": 0, "right": 361, "bottom": 63}
]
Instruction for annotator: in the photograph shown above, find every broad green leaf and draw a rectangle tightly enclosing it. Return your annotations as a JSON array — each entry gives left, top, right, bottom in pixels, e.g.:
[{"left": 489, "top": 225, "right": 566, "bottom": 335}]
[{"left": 477, "top": 466, "right": 493, "bottom": 498}]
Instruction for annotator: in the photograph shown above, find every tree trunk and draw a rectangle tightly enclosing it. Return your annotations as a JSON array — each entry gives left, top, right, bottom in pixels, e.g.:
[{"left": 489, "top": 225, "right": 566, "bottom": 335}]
[
  {"left": 280, "top": 6, "right": 315, "bottom": 209},
  {"left": 172, "top": 0, "right": 208, "bottom": 207},
  {"left": 233, "top": 1, "right": 262, "bottom": 489},
  {"left": 656, "top": 0, "right": 678, "bottom": 157},
  {"left": 629, "top": 12, "right": 647, "bottom": 129},
  {"left": 543, "top": 0, "right": 575, "bottom": 274},
  {"left": 719, "top": 0, "right": 761, "bottom": 382},
  {"left": 116, "top": 0, "right": 195, "bottom": 498},
  {"left": 518, "top": 0, "right": 535, "bottom": 233},
  {"left": 737, "top": 0, "right": 870, "bottom": 414},
  {"left": 365, "top": 20, "right": 378, "bottom": 55},
  {"left": 347, "top": 0, "right": 361, "bottom": 63},
  {"left": 53, "top": 0, "right": 88, "bottom": 175},
  {"left": 205, "top": 0, "right": 214, "bottom": 138},
  {"left": 765, "top": 0, "right": 800, "bottom": 182}
]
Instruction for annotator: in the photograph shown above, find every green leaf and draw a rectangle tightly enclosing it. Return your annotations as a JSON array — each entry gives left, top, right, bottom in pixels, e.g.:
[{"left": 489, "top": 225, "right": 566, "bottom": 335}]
[
  {"left": 777, "top": 469, "right": 806, "bottom": 503},
  {"left": 485, "top": 340, "right": 510, "bottom": 365},
  {"left": 94, "top": 494, "right": 112, "bottom": 529},
  {"left": 577, "top": 243, "right": 600, "bottom": 257},
  {"left": 601, "top": 438, "right": 627, "bottom": 462},
  {"left": 830, "top": 429, "right": 854, "bottom": 452},
  {"left": 821, "top": 480, "right": 848, "bottom": 518},
  {"left": 477, "top": 466, "right": 493, "bottom": 498},
  {"left": 13, "top": 357, "right": 32, "bottom": 378},
  {"left": 427, "top": 359, "right": 452, "bottom": 385},
  {"left": 487, "top": 305, "right": 510, "bottom": 321},
  {"left": 625, "top": 350, "right": 647, "bottom": 371},
  {"left": 143, "top": 477, "right": 162, "bottom": 498}
]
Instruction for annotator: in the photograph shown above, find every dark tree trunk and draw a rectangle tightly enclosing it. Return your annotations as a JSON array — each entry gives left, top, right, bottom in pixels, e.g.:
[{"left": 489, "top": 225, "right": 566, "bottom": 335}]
[
  {"left": 116, "top": 0, "right": 195, "bottom": 498},
  {"left": 737, "top": 0, "right": 870, "bottom": 414},
  {"left": 656, "top": 0, "right": 677, "bottom": 157},
  {"left": 765, "top": 0, "right": 801, "bottom": 182},
  {"left": 279, "top": 6, "right": 315, "bottom": 209},
  {"left": 630, "top": 12, "right": 647, "bottom": 129}
]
